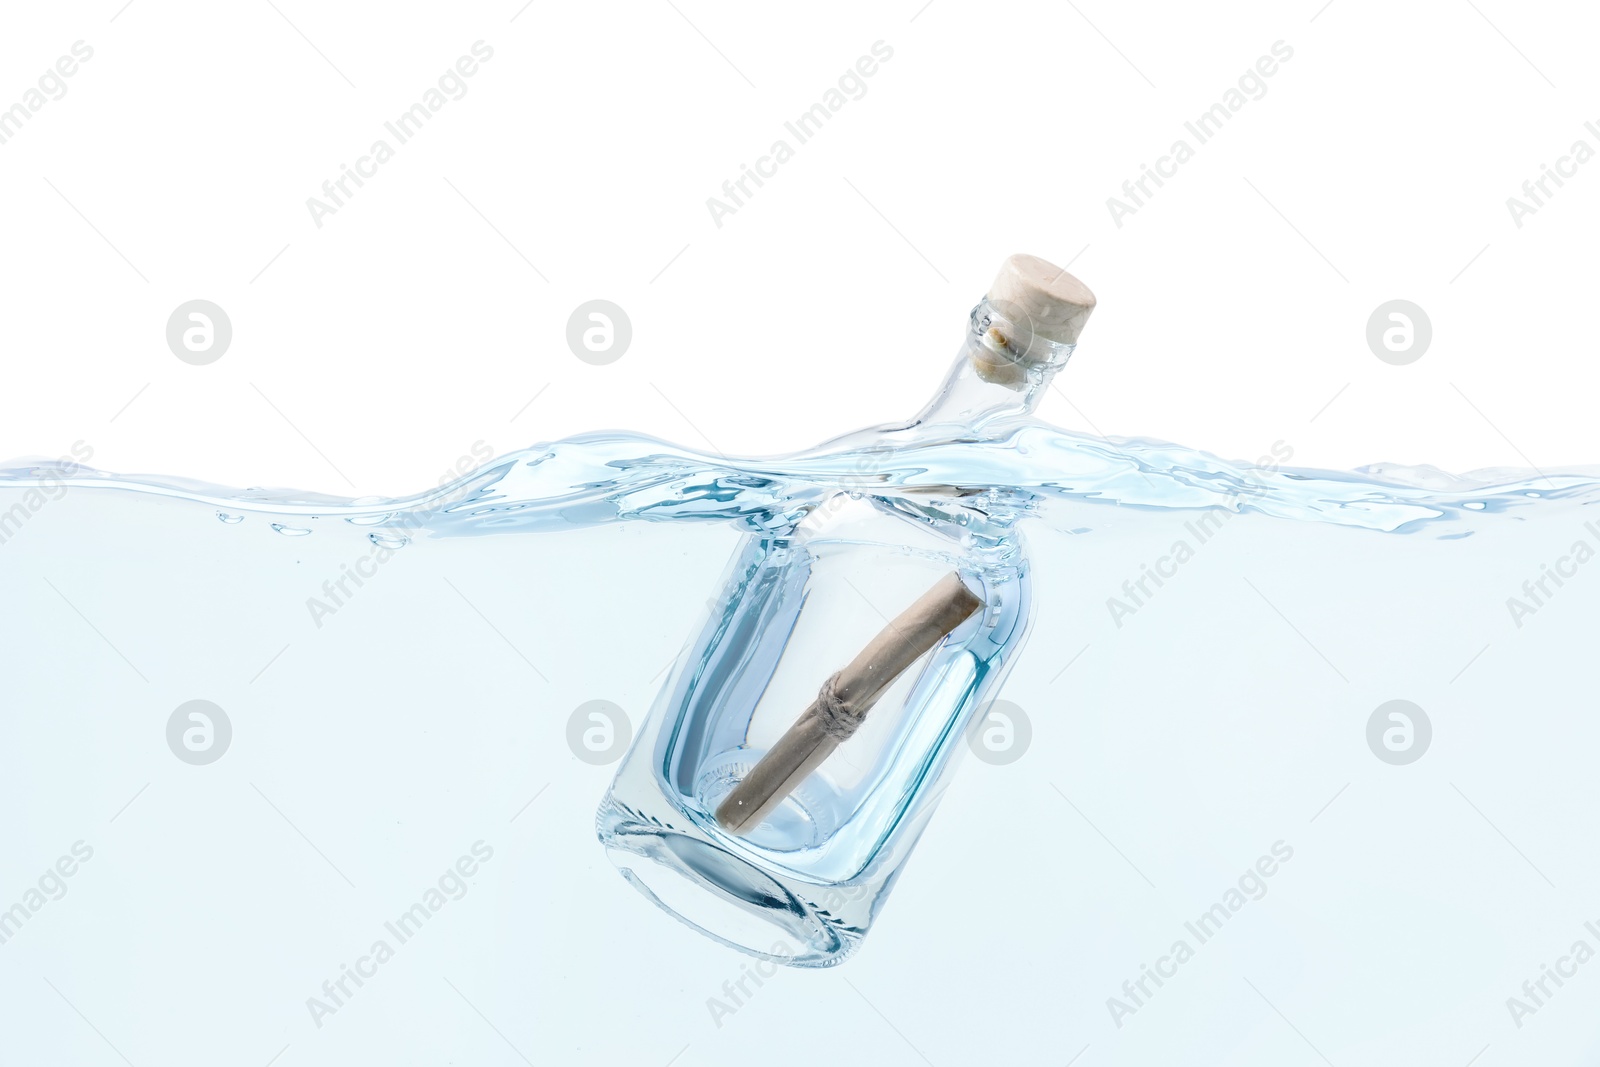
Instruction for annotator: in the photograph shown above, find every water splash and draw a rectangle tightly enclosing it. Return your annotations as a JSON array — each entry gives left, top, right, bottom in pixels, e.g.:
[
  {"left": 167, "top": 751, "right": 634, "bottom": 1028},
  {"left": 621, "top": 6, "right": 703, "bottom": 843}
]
[{"left": 5, "top": 423, "right": 1594, "bottom": 541}]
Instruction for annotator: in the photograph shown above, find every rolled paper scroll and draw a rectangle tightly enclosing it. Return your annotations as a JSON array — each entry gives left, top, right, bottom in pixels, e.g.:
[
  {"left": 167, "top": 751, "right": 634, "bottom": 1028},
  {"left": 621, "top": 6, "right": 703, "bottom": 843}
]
[{"left": 715, "top": 571, "right": 985, "bottom": 835}]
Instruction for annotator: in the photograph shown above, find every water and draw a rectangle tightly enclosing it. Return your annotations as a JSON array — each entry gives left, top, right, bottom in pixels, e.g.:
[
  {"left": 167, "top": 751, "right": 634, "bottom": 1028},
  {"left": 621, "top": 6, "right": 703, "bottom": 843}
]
[
  {"left": 7, "top": 423, "right": 1581, "bottom": 534},
  {"left": 3, "top": 422, "right": 1598, "bottom": 1063}
]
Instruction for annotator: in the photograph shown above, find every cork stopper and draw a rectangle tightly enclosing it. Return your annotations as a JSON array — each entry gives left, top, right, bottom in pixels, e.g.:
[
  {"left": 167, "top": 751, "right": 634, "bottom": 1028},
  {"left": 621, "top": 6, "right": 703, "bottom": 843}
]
[
  {"left": 988, "top": 253, "right": 1096, "bottom": 346},
  {"left": 972, "top": 253, "right": 1096, "bottom": 386}
]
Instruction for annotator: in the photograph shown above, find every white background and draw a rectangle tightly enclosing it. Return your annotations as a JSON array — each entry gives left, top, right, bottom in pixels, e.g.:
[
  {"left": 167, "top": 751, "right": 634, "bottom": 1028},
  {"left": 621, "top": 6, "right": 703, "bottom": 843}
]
[{"left": 2, "top": 0, "right": 1597, "bottom": 495}]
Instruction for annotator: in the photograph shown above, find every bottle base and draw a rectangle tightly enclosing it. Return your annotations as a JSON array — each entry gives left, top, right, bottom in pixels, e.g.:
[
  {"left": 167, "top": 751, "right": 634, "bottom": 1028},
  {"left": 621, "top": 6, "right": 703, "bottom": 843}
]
[{"left": 597, "top": 793, "right": 862, "bottom": 968}]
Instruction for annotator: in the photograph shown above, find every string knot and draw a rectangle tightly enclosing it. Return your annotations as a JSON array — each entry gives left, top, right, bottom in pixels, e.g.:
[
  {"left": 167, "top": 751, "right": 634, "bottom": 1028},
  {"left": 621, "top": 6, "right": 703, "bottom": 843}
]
[{"left": 814, "top": 671, "right": 864, "bottom": 741}]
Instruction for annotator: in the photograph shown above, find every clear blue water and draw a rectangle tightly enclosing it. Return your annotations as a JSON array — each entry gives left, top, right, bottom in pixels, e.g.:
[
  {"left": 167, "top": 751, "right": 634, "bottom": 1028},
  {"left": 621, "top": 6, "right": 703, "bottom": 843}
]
[
  {"left": 6, "top": 423, "right": 1587, "bottom": 539},
  {"left": 3, "top": 422, "right": 1599, "bottom": 1062}
]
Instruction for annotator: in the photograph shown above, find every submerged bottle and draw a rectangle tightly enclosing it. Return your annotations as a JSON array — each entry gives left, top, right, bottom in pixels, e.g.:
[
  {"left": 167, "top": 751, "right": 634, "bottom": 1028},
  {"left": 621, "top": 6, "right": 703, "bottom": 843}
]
[{"left": 596, "top": 254, "right": 1096, "bottom": 966}]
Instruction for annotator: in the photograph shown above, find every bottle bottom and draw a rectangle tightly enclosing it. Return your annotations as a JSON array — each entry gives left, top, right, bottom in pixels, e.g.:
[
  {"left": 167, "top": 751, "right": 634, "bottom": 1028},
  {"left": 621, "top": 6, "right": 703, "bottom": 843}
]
[{"left": 596, "top": 792, "right": 862, "bottom": 968}]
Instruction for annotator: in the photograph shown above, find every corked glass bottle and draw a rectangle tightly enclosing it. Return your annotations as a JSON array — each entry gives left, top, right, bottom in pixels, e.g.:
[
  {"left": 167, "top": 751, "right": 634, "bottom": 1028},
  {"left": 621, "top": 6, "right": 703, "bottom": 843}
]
[{"left": 596, "top": 254, "right": 1095, "bottom": 966}]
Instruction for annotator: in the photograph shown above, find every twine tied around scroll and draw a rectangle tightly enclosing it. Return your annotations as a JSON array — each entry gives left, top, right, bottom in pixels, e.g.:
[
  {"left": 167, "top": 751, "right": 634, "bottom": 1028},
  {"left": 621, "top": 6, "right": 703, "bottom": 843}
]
[
  {"left": 714, "top": 572, "right": 985, "bottom": 835},
  {"left": 813, "top": 672, "right": 861, "bottom": 742}
]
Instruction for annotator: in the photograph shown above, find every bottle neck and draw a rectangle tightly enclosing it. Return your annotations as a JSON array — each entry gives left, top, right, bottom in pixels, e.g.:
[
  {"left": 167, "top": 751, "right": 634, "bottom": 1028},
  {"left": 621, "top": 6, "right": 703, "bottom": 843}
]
[{"left": 908, "top": 298, "right": 1075, "bottom": 433}]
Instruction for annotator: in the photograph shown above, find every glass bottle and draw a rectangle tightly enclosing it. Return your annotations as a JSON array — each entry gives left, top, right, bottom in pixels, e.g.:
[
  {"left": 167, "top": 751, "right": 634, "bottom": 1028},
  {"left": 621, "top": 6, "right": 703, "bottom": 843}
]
[{"left": 596, "top": 254, "right": 1095, "bottom": 966}]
